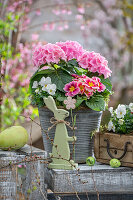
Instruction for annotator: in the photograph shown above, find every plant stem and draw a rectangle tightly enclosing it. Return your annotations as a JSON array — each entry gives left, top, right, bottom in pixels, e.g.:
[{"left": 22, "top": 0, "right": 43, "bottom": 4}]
[{"left": 71, "top": 109, "right": 76, "bottom": 162}]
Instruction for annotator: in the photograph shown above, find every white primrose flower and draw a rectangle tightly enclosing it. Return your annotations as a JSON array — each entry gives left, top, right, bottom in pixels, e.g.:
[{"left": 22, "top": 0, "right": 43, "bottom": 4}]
[
  {"left": 39, "top": 77, "right": 46, "bottom": 86},
  {"left": 109, "top": 107, "right": 114, "bottom": 116},
  {"left": 32, "top": 81, "right": 38, "bottom": 88},
  {"left": 115, "top": 104, "right": 126, "bottom": 119},
  {"left": 46, "top": 84, "right": 56, "bottom": 95},
  {"left": 118, "top": 119, "right": 124, "bottom": 125},
  {"left": 129, "top": 103, "right": 133, "bottom": 112},
  {"left": 109, "top": 107, "right": 113, "bottom": 113},
  {"left": 41, "top": 77, "right": 52, "bottom": 91},
  {"left": 39, "top": 77, "right": 51, "bottom": 86},
  {"left": 108, "top": 121, "right": 115, "bottom": 132}
]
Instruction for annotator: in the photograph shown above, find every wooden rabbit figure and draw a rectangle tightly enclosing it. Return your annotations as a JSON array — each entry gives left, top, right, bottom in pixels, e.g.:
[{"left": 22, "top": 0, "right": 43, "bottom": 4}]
[{"left": 44, "top": 96, "right": 78, "bottom": 170}]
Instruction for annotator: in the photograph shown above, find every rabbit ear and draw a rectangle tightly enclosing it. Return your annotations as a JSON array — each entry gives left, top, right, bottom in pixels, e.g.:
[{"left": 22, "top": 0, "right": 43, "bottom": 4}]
[{"left": 43, "top": 96, "right": 57, "bottom": 113}]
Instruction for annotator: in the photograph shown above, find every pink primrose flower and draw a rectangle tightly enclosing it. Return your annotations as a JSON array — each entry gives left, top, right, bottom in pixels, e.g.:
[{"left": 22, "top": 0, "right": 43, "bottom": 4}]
[
  {"left": 64, "top": 96, "right": 76, "bottom": 110},
  {"left": 84, "top": 77, "right": 98, "bottom": 91},
  {"left": 64, "top": 81, "right": 80, "bottom": 97},
  {"left": 77, "top": 82, "right": 85, "bottom": 95},
  {"left": 32, "top": 43, "right": 66, "bottom": 67},
  {"left": 78, "top": 51, "right": 112, "bottom": 78},
  {"left": 56, "top": 41, "right": 84, "bottom": 61},
  {"left": 92, "top": 77, "right": 106, "bottom": 92},
  {"left": 84, "top": 87, "right": 93, "bottom": 99}
]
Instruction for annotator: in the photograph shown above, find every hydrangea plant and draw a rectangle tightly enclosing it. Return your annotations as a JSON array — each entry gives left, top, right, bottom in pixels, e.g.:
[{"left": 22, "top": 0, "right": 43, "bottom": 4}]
[
  {"left": 108, "top": 103, "right": 133, "bottom": 134},
  {"left": 30, "top": 41, "right": 113, "bottom": 111}
]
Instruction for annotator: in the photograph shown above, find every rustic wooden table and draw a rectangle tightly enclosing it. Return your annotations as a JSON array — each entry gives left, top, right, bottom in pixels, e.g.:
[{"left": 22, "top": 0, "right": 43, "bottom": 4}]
[{"left": 1, "top": 145, "right": 133, "bottom": 200}]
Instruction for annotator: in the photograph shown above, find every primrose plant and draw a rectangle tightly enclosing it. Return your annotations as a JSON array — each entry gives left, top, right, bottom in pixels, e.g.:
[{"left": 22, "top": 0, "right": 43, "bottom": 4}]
[{"left": 30, "top": 41, "right": 113, "bottom": 111}]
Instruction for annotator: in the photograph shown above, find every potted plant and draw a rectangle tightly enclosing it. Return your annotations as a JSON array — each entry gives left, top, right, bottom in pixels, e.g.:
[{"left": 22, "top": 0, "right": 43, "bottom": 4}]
[
  {"left": 29, "top": 41, "right": 112, "bottom": 163},
  {"left": 94, "top": 103, "right": 133, "bottom": 167}
]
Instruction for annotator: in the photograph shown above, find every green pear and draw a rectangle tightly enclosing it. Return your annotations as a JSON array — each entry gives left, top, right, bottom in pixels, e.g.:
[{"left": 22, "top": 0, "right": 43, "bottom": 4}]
[{"left": 0, "top": 126, "right": 28, "bottom": 150}]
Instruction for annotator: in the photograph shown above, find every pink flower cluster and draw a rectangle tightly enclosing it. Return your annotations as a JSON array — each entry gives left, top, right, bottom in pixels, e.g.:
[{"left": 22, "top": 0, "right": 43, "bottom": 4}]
[
  {"left": 32, "top": 43, "right": 66, "bottom": 67},
  {"left": 2, "top": 43, "right": 33, "bottom": 88},
  {"left": 56, "top": 41, "right": 84, "bottom": 61},
  {"left": 32, "top": 41, "right": 112, "bottom": 79},
  {"left": 64, "top": 75, "right": 106, "bottom": 98},
  {"left": 78, "top": 51, "right": 112, "bottom": 79}
]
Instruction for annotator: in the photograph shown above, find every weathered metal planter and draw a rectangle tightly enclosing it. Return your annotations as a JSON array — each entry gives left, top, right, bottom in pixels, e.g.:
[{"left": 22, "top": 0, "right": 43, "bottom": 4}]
[
  {"left": 94, "top": 132, "right": 133, "bottom": 167},
  {"left": 39, "top": 107, "right": 102, "bottom": 163}
]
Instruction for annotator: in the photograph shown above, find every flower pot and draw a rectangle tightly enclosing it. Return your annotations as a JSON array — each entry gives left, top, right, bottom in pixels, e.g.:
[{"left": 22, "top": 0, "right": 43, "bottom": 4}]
[
  {"left": 94, "top": 132, "right": 133, "bottom": 167},
  {"left": 39, "top": 107, "right": 102, "bottom": 163}
]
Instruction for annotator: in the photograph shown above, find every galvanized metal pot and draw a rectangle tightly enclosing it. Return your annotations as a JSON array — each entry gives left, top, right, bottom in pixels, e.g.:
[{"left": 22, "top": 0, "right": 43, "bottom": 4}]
[{"left": 38, "top": 107, "right": 102, "bottom": 163}]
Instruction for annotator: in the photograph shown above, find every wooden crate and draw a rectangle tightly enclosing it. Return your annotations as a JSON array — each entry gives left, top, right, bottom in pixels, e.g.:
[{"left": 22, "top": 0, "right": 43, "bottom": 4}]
[{"left": 94, "top": 132, "right": 133, "bottom": 167}]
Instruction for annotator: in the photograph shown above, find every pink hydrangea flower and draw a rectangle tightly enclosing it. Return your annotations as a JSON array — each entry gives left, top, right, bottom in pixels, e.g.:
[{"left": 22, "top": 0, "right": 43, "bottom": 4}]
[
  {"left": 56, "top": 41, "right": 84, "bottom": 61},
  {"left": 78, "top": 51, "right": 112, "bottom": 78},
  {"left": 63, "top": 81, "right": 80, "bottom": 97},
  {"left": 64, "top": 96, "right": 76, "bottom": 110},
  {"left": 32, "top": 43, "right": 67, "bottom": 67}
]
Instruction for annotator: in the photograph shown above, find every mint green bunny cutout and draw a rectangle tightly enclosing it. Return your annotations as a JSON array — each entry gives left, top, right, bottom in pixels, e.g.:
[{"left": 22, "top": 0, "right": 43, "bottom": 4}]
[{"left": 44, "top": 96, "right": 78, "bottom": 170}]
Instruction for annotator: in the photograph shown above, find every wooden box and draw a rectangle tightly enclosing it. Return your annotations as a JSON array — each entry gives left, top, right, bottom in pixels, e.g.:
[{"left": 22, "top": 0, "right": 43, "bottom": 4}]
[{"left": 94, "top": 132, "right": 133, "bottom": 167}]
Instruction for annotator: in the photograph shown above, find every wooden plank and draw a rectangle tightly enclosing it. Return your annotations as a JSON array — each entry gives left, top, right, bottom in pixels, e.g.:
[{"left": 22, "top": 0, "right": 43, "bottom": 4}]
[
  {"left": 46, "top": 163, "right": 133, "bottom": 193},
  {"left": 16, "top": 144, "right": 47, "bottom": 156}
]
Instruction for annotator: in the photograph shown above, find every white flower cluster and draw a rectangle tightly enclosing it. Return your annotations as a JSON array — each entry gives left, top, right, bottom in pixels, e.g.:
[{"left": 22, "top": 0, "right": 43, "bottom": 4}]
[
  {"left": 129, "top": 103, "right": 133, "bottom": 112},
  {"left": 32, "top": 77, "right": 56, "bottom": 95},
  {"left": 108, "top": 103, "right": 133, "bottom": 133}
]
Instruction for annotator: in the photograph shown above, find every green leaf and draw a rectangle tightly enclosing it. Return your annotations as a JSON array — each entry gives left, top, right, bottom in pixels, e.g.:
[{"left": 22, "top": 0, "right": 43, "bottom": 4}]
[
  {"left": 67, "top": 59, "right": 79, "bottom": 67},
  {"left": 75, "top": 96, "right": 86, "bottom": 107},
  {"left": 56, "top": 96, "right": 66, "bottom": 102},
  {"left": 100, "top": 76, "right": 112, "bottom": 91},
  {"left": 58, "top": 59, "right": 76, "bottom": 74},
  {"left": 30, "top": 69, "right": 54, "bottom": 81},
  {"left": 49, "top": 70, "right": 72, "bottom": 92},
  {"left": 74, "top": 67, "right": 87, "bottom": 75},
  {"left": 86, "top": 95, "right": 105, "bottom": 111}
]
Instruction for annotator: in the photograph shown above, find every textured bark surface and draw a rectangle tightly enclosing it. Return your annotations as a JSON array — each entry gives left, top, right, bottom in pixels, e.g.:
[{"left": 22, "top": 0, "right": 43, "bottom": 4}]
[{"left": 94, "top": 132, "right": 133, "bottom": 167}]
